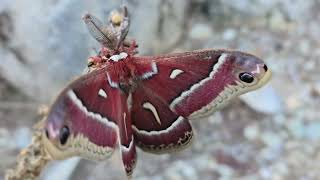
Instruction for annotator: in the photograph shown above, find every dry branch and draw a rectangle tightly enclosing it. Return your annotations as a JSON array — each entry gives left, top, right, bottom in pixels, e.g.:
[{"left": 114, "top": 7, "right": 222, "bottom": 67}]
[{"left": 4, "top": 117, "right": 51, "bottom": 180}]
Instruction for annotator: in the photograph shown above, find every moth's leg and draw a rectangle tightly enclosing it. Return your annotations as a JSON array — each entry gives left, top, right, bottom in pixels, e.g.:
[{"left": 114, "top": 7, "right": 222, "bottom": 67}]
[{"left": 87, "top": 56, "right": 102, "bottom": 67}]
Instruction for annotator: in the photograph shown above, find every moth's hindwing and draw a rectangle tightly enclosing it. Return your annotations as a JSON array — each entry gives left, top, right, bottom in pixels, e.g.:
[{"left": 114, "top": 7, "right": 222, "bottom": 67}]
[{"left": 132, "top": 85, "right": 193, "bottom": 154}]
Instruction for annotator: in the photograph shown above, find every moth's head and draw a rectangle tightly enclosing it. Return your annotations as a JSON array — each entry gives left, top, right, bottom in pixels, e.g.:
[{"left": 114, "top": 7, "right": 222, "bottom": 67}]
[
  {"left": 230, "top": 51, "right": 271, "bottom": 90},
  {"left": 42, "top": 95, "right": 114, "bottom": 161}
]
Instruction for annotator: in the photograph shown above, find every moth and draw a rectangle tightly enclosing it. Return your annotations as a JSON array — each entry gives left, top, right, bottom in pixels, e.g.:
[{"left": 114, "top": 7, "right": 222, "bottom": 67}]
[{"left": 42, "top": 6, "right": 271, "bottom": 177}]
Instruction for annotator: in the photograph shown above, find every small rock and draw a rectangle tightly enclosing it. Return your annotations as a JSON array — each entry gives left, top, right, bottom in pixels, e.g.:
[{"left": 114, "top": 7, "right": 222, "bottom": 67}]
[
  {"left": 165, "top": 160, "right": 198, "bottom": 180},
  {"left": 259, "top": 167, "right": 272, "bottom": 179},
  {"left": 223, "top": 29, "right": 237, "bottom": 41},
  {"left": 41, "top": 158, "right": 81, "bottom": 180},
  {"left": 261, "top": 132, "right": 282, "bottom": 149},
  {"left": 269, "top": 10, "right": 288, "bottom": 31},
  {"left": 305, "top": 122, "right": 320, "bottom": 140},
  {"left": 271, "top": 173, "right": 285, "bottom": 180},
  {"left": 310, "top": 83, "right": 320, "bottom": 97},
  {"left": 189, "top": 23, "right": 213, "bottom": 40},
  {"left": 299, "top": 40, "right": 311, "bottom": 55},
  {"left": 272, "top": 162, "right": 289, "bottom": 176},
  {"left": 286, "top": 95, "right": 302, "bottom": 110},
  {"left": 208, "top": 112, "right": 223, "bottom": 124},
  {"left": 240, "top": 84, "right": 284, "bottom": 114},
  {"left": 244, "top": 124, "right": 260, "bottom": 140},
  {"left": 259, "top": 147, "right": 280, "bottom": 162},
  {"left": 287, "top": 119, "right": 305, "bottom": 139},
  {"left": 216, "top": 165, "right": 234, "bottom": 179},
  {"left": 273, "top": 114, "right": 286, "bottom": 125},
  {"left": 304, "top": 59, "right": 316, "bottom": 72}
]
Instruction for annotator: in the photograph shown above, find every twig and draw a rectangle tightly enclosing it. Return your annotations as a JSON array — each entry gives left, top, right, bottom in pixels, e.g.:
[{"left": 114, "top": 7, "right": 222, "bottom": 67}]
[{"left": 4, "top": 117, "right": 52, "bottom": 180}]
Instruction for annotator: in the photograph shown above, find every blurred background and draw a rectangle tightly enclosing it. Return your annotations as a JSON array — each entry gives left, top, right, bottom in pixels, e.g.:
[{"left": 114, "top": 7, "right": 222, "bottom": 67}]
[{"left": 1, "top": 0, "right": 320, "bottom": 179}]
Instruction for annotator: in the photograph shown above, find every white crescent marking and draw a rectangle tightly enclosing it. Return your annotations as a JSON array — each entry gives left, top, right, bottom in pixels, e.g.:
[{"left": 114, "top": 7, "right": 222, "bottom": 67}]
[
  {"left": 169, "top": 53, "right": 229, "bottom": 111},
  {"left": 67, "top": 90, "right": 117, "bottom": 129},
  {"left": 143, "top": 102, "right": 161, "bottom": 125},
  {"left": 127, "top": 93, "right": 132, "bottom": 111},
  {"left": 121, "top": 135, "right": 134, "bottom": 153},
  {"left": 106, "top": 72, "right": 119, "bottom": 88},
  {"left": 123, "top": 112, "right": 128, "bottom": 139},
  {"left": 110, "top": 52, "right": 128, "bottom": 62},
  {"left": 119, "top": 52, "right": 128, "bottom": 59},
  {"left": 140, "top": 62, "right": 158, "bottom": 79},
  {"left": 169, "top": 69, "right": 184, "bottom": 79},
  {"left": 110, "top": 54, "right": 121, "bottom": 61},
  {"left": 98, "top": 89, "right": 107, "bottom": 98},
  {"left": 132, "top": 116, "right": 184, "bottom": 136}
]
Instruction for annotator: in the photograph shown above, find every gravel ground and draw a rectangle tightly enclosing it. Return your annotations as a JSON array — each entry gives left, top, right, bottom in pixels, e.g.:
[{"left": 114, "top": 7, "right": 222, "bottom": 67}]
[{"left": 1, "top": 0, "right": 320, "bottom": 180}]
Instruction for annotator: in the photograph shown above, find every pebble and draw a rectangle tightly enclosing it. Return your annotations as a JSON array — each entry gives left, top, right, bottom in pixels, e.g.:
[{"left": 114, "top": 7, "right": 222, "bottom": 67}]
[
  {"left": 304, "top": 59, "right": 316, "bottom": 72},
  {"left": 240, "top": 84, "right": 284, "bottom": 114},
  {"left": 259, "top": 166, "right": 272, "bottom": 179},
  {"left": 273, "top": 114, "right": 286, "bottom": 125},
  {"left": 223, "top": 29, "right": 237, "bottom": 41},
  {"left": 165, "top": 160, "right": 198, "bottom": 180},
  {"left": 271, "top": 174, "right": 285, "bottom": 180},
  {"left": 305, "top": 122, "right": 320, "bottom": 140},
  {"left": 287, "top": 119, "right": 305, "bottom": 139},
  {"left": 244, "top": 124, "right": 260, "bottom": 140},
  {"left": 269, "top": 10, "right": 288, "bottom": 31},
  {"left": 216, "top": 165, "right": 234, "bottom": 179},
  {"left": 272, "top": 162, "right": 289, "bottom": 176},
  {"left": 261, "top": 132, "right": 283, "bottom": 149},
  {"left": 299, "top": 40, "right": 311, "bottom": 55},
  {"left": 41, "top": 157, "right": 81, "bottom": 180},
  {"left": 189, "top": 23, "right": 213, "bottom": 40},
  {"left": 310, "top": 83, "right": 320, "bottom": 97},
  {"left": 208, "top": 112, "right": 223, "bottom": 125}
]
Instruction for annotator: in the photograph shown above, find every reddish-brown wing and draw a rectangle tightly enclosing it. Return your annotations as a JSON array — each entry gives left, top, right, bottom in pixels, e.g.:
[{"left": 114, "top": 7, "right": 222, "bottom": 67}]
[
  {"left": 130, "top": 50, "right": 226, "bottom": 153},
  {"left": 45, "top": 67, "right": 136, "bottom": 176}
]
